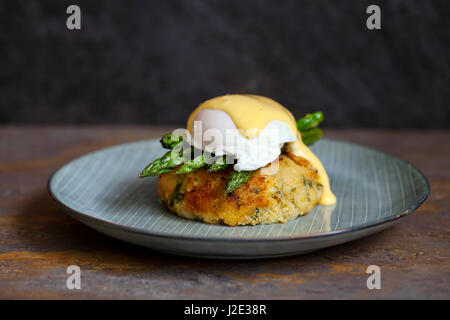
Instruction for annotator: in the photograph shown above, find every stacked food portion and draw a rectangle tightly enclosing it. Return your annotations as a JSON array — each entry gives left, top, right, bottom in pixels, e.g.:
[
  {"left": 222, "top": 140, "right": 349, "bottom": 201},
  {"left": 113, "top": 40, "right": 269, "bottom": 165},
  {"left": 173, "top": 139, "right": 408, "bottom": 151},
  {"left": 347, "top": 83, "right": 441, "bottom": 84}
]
[{"left": 139, "top": 94, "right": 335, "bottom": 226}]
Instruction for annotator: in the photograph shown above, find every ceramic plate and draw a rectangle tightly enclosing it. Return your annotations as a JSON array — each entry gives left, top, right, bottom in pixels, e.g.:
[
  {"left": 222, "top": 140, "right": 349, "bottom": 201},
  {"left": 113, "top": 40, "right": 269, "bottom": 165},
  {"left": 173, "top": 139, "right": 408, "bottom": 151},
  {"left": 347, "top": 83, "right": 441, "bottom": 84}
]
[{"left": 48, "top": 139, "right": 429, "bottom": 259}]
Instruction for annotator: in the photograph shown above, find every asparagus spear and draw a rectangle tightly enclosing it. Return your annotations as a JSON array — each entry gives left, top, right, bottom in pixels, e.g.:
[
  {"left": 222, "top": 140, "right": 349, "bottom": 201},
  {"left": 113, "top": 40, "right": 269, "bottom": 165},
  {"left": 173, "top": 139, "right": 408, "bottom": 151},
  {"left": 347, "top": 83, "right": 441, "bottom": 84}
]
[
  {"left": 297, "top": 111, "right": 325, "bottom": 146},
  {"left": 208, "top": 156, "right": 230, "bottom": 172},
  {"left": 140, "top": 133, "right": 187, "bottom": 177},
  {"left": 225, "top": 170, "right": 253, "bottom": 193},
  {"left": 139, "top": 149, "right": 184, "bottom": 177},
  {"left": 300, "top": 127, "right": 323, "bottom": 146},
  {"left": 176, "top": 154, "right": 207, "bottom": 174},
  {"left": 296, "top": 111, "right": 324, "bottom": 131},
  {"left": 160, "top": 133, "right": 183, "bottom": 149}
]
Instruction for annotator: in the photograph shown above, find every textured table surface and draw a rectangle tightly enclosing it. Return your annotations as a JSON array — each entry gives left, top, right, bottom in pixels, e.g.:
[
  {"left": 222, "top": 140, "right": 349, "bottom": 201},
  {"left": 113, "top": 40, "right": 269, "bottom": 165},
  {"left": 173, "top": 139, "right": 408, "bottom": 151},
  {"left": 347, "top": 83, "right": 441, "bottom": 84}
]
[{"left": 0, "top": 126, "right": 448, "bottom": 299}]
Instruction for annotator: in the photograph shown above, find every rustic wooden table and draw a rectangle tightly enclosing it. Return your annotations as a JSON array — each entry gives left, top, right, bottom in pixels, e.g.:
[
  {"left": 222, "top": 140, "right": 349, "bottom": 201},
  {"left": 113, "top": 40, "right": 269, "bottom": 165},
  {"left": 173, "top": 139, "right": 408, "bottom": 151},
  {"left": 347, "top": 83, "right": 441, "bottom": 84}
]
[{"left": 0, "top": 126, "right": 448, "bottom": 299}]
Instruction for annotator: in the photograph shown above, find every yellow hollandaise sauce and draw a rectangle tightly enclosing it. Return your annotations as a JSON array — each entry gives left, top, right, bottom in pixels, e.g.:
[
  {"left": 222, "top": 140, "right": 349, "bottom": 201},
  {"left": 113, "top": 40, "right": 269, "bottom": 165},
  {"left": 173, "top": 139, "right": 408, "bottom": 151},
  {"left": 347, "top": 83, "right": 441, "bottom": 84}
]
[{"left": 187, "top": 94, "right": 336, "bottom": 205}]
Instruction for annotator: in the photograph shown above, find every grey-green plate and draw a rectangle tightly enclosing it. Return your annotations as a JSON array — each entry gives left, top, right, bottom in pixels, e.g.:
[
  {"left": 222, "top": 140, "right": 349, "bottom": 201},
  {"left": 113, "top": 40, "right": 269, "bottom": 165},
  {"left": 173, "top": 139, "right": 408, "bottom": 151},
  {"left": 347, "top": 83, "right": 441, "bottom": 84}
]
[{"left": 48, "top": 139, "right": 429, "bottom": 259}]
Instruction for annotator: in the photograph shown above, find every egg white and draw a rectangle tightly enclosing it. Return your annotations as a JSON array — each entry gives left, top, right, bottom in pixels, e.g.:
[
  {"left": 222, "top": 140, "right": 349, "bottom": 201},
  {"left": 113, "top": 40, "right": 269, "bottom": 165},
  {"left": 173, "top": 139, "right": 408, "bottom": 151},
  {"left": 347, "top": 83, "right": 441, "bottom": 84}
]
[{"left": 189, "top": 109, "right": 297, "bottom": 171}]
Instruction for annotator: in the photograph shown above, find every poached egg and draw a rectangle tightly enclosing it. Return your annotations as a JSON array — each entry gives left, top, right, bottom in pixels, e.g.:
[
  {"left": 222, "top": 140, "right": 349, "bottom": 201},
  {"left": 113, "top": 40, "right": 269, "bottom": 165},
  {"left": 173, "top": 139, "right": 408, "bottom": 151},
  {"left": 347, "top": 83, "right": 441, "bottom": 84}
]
[{"left": 189, "top": 108, "right": 297, "bottom": 171}]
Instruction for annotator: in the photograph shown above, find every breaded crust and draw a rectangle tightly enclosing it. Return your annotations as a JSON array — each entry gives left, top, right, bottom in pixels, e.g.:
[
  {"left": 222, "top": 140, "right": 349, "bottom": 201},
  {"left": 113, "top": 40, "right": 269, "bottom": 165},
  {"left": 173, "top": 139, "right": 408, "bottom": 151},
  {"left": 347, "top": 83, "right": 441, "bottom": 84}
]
[{"left": 158, "top": 154, "right": 323, "bottom": 226}]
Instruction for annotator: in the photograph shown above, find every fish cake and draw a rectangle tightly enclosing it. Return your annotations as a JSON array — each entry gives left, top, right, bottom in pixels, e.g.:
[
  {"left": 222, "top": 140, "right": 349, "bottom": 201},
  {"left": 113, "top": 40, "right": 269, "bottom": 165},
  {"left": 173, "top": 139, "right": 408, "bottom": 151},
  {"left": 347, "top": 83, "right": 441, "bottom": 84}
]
[{"left": 158, "top": 154, "right": 323, "bottom": 226}]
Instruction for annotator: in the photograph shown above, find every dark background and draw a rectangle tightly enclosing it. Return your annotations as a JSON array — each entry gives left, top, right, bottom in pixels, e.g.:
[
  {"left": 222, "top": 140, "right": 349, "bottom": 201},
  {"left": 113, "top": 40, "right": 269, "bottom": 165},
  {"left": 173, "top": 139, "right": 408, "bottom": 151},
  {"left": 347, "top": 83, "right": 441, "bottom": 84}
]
[{"left": 1, "top": 0, "right": 449, "bottom": 128}]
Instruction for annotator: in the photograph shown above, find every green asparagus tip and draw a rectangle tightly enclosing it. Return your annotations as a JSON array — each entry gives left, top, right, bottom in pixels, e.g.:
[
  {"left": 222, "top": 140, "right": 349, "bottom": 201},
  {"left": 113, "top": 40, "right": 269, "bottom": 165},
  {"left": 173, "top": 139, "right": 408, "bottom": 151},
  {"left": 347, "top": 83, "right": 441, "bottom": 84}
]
[{"left": 225, "top": 170, "right": 253, "bottom": 194}]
